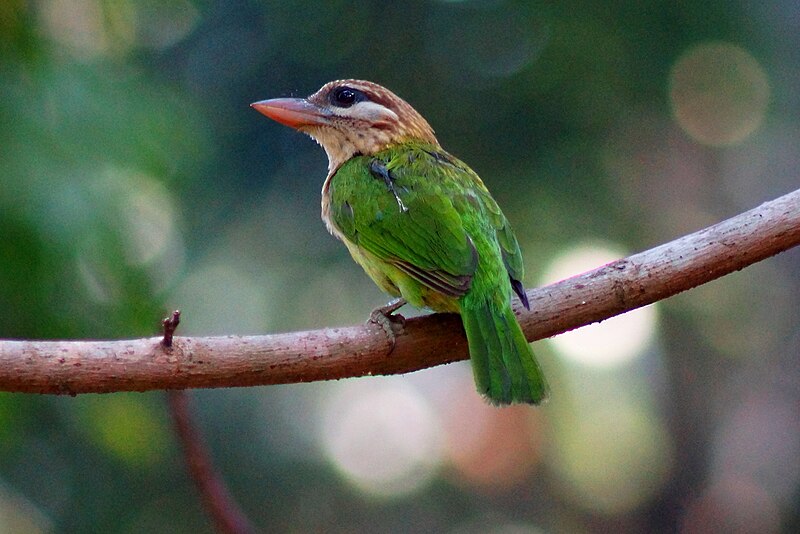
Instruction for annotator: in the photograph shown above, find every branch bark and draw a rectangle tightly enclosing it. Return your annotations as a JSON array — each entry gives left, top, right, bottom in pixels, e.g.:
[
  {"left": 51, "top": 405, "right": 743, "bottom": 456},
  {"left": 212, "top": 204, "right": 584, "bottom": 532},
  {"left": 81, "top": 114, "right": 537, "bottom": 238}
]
[{"left": 1, "top": 188, "right": 799, "bottom": 395}]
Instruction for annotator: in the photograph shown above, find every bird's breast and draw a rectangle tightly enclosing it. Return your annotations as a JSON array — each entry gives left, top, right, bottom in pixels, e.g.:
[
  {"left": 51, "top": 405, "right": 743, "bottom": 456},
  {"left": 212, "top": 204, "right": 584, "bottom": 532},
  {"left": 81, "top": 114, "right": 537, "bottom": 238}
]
[{"left": 320, "top": 170, "right": 345, "bottom": 241}]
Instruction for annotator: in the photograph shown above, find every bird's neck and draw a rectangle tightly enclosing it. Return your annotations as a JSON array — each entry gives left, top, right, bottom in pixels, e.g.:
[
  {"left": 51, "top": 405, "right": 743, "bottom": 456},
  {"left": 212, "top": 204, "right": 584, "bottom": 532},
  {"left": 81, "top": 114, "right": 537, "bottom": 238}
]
[{"left": 309, "top": 127, "right": 440, "bottom": 175}]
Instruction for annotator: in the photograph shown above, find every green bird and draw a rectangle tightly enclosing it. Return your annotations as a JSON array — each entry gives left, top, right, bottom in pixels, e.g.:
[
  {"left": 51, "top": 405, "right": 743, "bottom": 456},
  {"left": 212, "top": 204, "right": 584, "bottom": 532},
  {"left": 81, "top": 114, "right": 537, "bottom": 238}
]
[{"left": 252, "top": 80, "right": 548, "bottom": 405}]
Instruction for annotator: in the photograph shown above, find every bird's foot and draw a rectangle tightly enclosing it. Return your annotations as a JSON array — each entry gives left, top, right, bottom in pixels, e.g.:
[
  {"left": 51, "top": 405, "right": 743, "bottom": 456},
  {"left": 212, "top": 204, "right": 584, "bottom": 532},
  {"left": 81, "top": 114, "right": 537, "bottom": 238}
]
[{"left": 368, "top": 298, "right": 407, "bottom": 352}]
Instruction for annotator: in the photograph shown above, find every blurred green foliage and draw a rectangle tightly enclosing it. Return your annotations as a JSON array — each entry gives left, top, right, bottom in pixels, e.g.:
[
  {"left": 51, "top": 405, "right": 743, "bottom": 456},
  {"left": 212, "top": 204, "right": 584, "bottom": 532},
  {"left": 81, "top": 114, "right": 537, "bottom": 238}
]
[{"left": 1, "top": 1, "right": 799, "bottom": 533}]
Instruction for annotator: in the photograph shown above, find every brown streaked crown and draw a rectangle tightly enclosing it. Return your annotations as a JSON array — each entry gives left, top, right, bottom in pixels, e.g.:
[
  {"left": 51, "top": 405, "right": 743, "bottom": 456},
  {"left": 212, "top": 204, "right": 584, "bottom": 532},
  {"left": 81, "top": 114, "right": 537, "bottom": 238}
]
[{"left": 302, "top": 80, "right": 440, "bottom": 172}]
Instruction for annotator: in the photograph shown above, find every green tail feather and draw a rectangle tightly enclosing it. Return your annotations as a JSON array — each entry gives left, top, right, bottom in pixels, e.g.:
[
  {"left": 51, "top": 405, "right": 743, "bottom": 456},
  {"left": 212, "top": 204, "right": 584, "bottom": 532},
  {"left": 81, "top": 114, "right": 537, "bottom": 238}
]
[{"left": 461, "top": 300, "right": 549, "bottom": 405}]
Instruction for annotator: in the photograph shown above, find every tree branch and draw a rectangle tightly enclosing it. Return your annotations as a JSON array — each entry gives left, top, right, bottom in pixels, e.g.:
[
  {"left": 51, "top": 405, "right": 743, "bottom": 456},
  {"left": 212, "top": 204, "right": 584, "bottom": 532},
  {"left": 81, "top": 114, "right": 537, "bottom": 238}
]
[
  {"left": 167, "top": 391, "right": 257, "bottom": 534},
  {"left": 1, "top": 188, "right": 799, "bottom": 395}
]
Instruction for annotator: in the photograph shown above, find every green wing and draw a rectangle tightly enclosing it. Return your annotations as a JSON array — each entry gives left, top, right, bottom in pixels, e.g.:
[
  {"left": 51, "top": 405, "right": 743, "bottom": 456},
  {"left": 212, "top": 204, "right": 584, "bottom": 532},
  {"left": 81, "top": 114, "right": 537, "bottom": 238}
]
[
  {"left": 485, "top": 190, "right": 529, "bottom": 308},
  {"left": 328, "top": 143, "right": 524, "bottom": 300}
]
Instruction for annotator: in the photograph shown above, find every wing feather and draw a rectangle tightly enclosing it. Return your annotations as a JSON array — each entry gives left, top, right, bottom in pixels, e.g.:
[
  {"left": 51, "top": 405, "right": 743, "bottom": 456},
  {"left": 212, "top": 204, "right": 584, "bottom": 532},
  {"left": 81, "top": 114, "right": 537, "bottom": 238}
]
[{"left": 328, "top": 143, "right": 524, "bottom": 301}]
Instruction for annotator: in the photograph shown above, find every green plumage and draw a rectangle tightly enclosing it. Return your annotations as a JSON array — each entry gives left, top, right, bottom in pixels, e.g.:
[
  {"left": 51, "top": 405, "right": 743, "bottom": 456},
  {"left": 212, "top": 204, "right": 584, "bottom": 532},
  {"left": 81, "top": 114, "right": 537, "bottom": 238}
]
[{"left": 328, "top": 142, "right": 548, "bottom": 405}]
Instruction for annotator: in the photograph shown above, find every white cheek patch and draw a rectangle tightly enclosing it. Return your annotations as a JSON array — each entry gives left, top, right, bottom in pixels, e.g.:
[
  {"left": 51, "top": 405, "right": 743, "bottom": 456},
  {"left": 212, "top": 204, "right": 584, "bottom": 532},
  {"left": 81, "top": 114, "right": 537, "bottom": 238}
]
[{"left": 337, "top": 102, "right": 399, "bottom": 123}]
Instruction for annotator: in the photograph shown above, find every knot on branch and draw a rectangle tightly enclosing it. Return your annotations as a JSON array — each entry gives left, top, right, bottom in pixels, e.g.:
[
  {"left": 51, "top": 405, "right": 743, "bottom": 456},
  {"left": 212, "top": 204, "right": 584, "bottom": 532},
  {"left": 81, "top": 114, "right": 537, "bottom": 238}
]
[{"left": 162, "top": 310, "right": 181, "bottom": 348}]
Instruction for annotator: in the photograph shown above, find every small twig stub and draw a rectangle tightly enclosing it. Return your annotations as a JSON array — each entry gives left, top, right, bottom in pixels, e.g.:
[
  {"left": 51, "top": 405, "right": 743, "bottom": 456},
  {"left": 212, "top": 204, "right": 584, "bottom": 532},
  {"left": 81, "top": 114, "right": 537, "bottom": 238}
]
[{"left": 162, "top": 310, "right": 181, "bottom": 347}]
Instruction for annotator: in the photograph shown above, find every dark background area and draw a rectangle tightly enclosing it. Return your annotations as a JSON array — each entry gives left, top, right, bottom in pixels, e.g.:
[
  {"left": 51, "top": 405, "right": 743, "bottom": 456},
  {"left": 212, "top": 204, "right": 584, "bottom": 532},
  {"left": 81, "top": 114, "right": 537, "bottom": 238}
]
[{"left": 1, "top": 1, "right": 799, "bottom": 532}]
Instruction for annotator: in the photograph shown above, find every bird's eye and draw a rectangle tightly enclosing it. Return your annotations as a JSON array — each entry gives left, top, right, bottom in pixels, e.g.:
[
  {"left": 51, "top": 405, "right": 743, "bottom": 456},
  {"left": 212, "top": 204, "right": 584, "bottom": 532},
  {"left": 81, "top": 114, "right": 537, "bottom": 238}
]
[{"left": 330, "top": 87, "right": 365, "bottom": 108}]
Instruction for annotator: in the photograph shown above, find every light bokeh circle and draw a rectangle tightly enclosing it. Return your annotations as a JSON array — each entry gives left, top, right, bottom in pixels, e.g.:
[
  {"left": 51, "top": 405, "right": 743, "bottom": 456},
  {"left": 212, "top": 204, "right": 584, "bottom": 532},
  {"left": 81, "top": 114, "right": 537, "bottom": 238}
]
[
  {"left": 540, "top": 243, "right": 658, "bottom": 367},
  {"left": 318, "top": 380, "right": 444, "bottom": 499},
  {"left": 670, "top": 42, "right": 770, "bottom": 146}
]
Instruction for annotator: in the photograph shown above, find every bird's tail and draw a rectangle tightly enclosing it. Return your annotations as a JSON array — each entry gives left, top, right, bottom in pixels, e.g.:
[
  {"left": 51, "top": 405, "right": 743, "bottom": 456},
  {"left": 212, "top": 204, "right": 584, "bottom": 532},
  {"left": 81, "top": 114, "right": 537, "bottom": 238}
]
[{"left": 460, "top": 298, "right": 548, "bottom": 405}]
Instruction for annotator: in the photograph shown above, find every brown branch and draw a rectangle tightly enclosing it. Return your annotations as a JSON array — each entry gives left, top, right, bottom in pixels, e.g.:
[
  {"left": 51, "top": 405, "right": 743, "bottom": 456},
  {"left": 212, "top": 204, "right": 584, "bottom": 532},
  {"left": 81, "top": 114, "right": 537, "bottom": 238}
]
[
  {"left": 1, "top": 188, "right": 799, "bottom": 395},
  {"left": 167, "top": 391, "right": 257, "bottom": 534}
]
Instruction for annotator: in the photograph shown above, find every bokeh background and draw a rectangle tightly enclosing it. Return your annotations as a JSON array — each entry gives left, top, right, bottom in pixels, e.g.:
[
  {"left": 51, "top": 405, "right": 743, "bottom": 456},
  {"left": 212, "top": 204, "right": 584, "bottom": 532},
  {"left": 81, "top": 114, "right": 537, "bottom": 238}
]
[{"left": 2, "top": 1, "right": 799, "bottom": 532}]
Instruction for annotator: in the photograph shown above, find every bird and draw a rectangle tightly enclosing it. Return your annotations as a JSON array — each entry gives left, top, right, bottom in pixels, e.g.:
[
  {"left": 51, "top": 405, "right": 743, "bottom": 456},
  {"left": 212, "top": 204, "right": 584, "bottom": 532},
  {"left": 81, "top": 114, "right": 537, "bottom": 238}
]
[{"left": 251, "top": 80, "right": 548, "bottom": 405}]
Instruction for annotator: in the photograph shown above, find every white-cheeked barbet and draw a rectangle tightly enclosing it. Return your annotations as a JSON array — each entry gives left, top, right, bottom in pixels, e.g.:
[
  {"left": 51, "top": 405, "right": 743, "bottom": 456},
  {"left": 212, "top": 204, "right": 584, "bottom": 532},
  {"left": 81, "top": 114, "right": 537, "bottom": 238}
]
[{"left": 252, "top": 80, "right": 548, "bottom": 405}]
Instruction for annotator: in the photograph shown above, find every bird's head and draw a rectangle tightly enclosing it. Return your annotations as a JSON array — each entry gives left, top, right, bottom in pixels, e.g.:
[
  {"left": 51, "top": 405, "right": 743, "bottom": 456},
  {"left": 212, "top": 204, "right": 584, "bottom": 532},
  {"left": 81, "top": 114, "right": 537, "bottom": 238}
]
[{"left": 252, "top": 80, "right": 439, "bottom": 172}]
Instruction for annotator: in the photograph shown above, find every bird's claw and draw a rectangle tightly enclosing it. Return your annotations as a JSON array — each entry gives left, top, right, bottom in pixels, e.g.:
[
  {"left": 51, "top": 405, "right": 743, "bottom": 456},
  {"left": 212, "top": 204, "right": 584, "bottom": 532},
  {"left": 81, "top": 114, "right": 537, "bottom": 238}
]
[{"left": 368, "top": 298, "right": 406, "bottom": 352}]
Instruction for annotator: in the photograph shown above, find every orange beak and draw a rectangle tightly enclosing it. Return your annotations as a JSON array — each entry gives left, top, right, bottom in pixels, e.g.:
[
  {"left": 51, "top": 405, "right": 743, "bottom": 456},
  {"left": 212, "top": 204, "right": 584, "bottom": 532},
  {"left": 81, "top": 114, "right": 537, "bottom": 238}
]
[{"left": 250, "top": 98, "right": 328, "bottom": 129}]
